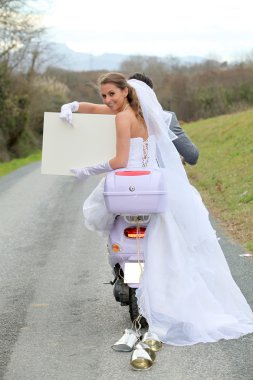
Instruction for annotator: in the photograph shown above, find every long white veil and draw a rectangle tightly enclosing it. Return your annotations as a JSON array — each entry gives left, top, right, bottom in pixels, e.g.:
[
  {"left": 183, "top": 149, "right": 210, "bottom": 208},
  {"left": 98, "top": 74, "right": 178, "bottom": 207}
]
[
  {"left": 128, "top": 79, "right": 253, "bottom": 346},
  {"left": 128, "top": 79, "right": 216, "bottom": 246}
]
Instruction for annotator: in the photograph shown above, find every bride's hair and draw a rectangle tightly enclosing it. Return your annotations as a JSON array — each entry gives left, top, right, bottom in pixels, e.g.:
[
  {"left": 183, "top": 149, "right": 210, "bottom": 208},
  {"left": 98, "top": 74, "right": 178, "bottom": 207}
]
[{"left": 97, "top": 72, "right": 143, "bottom": 119}]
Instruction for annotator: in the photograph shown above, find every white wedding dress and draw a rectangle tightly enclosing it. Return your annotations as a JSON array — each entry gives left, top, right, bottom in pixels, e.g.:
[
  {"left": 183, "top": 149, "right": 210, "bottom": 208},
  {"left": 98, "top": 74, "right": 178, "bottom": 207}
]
[
  {"left": 83, "top": 135, "right": 253, "bottom": 346},
  {"left": 83, "top": 136, "right": 157, "bottom": 235}
]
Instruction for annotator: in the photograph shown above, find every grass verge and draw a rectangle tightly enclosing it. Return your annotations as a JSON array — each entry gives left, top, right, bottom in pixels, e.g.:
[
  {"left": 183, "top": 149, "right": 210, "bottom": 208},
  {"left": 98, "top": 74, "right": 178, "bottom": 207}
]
[
  {"left": 0, "top": 151, "right": 41, "bottom": 177},
  {"left": 184, "top": 108, "right": 253, "bottom": 252}
]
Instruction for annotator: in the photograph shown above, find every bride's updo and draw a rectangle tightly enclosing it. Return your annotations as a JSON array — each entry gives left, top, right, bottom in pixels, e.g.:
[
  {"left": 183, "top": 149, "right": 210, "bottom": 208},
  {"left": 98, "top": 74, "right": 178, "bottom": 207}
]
[{"left": 97, "top": 72, "right": 143, "bottom": 119}]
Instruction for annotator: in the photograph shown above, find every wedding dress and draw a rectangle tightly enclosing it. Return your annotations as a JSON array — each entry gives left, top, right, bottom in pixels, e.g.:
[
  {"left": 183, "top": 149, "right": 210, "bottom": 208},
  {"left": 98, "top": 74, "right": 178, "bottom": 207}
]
[
  {"left": 83, "top": 80, "right": 253, "bottom": 346},
  {"left": 82, "top": 136, "right": 157, "bottom": 236}
]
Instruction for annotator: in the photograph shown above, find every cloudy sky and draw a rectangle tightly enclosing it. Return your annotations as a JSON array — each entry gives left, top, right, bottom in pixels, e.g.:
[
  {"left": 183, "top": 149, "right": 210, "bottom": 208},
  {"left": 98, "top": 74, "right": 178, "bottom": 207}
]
[{"left": 43, "top": 0, "right": 253, "bottom": 60}]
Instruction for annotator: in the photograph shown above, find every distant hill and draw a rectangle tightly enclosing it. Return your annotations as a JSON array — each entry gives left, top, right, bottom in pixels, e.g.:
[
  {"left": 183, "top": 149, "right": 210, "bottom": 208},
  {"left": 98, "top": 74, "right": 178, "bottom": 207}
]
[
  {"left": 43, "top": 43, "right": 130, "bottom": 71},
  {"left": 43, "top": 42, "right": 206, "bottom": 72}
]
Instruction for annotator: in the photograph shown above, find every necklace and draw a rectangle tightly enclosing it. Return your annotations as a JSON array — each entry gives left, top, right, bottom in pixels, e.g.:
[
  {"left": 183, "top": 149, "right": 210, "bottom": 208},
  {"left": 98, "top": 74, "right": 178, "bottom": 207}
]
[{"left": 123, "top": 103, "right": 129, "bottom": 111}]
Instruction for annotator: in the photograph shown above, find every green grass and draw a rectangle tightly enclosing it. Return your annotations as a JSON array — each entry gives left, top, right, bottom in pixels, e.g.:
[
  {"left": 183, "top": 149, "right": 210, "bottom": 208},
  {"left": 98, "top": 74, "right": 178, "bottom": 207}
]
[
  {"left": 0, "top": 151, "right": 41, "bottom": 177},
  {"left": 184, "top": 108, "right": 253, "bottom": 252}
]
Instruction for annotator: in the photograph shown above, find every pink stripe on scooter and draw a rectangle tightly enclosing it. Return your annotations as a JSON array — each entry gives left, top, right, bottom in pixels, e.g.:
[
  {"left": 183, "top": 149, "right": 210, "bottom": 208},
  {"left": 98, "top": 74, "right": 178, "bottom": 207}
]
[{"left": 115, "top": 171, "right": 151, "bottom": 176}]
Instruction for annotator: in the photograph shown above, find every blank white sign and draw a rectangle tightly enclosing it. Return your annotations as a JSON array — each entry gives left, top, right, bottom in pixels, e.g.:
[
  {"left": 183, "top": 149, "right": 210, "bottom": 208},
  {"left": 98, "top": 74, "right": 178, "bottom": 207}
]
[
  {"left": 124, "top": 263, "right": 144, "bottom": 284},
  {"left": 41, "top": 112, "right": 116, "bottom": 176}
]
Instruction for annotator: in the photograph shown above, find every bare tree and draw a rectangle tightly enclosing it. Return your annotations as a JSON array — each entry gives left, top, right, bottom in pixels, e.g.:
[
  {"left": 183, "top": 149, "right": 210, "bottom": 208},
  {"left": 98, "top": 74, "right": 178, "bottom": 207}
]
[{"left": 0, "top": 0, "right": 47, "bottom": 69}]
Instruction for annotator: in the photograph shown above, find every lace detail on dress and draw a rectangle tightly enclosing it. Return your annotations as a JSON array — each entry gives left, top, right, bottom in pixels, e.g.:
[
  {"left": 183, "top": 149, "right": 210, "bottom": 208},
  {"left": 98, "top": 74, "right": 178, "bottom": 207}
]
[
  {"left": 127, "top": 136, "right": 158, "bottom": 168},
  {"left": 142, "top": 139, "right": 149, "bottom": 167}
]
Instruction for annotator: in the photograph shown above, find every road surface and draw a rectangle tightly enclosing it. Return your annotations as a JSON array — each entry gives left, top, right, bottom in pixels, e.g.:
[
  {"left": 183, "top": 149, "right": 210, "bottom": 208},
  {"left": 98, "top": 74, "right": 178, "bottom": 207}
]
[{"left": 0, "top": 162, "right": 252, "bottom": 380}]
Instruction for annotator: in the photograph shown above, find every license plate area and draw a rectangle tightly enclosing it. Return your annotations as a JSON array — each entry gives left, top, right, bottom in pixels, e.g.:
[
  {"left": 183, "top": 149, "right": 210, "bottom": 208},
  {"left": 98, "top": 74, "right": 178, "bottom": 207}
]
[{"left": 124, "top": 262, "right": 144, "bottom": 284}]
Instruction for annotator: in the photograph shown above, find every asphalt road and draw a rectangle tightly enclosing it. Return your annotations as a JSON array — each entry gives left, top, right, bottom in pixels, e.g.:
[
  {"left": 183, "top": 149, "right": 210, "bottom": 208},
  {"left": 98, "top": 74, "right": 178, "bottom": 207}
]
[{"left": 0, "top": 162, "right": 253, "bottom": 380}]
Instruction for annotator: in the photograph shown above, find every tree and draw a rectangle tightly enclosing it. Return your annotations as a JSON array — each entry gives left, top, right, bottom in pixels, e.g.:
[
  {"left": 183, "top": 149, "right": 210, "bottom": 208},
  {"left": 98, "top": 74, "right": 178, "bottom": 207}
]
[
  {"left": 0, "top": 0, "right": 46, "bottom": 69},
  {"left": 0, "top": 0, "right": 50, "bottom": 160}
]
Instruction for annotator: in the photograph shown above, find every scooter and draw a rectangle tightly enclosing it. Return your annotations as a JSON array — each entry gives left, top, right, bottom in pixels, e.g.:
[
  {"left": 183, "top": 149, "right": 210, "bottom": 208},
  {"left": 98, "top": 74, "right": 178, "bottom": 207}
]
[
  {"left": 103, "top": 168, "right": 166, "bottom": 327},
  {"left": 107, "top": 213, "right": 150, "bottom": 327}
]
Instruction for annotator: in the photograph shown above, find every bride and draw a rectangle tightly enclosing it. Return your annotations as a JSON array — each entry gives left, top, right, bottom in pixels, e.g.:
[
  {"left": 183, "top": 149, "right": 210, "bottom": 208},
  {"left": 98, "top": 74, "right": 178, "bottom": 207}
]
[{"left": 60, "top": 72, "right": 253, "bottom": 346}]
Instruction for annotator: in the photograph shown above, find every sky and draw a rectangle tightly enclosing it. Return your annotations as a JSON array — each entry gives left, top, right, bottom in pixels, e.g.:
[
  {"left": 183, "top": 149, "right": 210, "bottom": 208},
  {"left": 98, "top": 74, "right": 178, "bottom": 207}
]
[{"left": 42, "top": 0, "right": 253, "bottom": 61}]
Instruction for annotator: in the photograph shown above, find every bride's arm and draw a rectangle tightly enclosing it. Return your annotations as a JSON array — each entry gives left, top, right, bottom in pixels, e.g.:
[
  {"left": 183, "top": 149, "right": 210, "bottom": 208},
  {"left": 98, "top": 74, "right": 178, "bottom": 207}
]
[
  {"left": 60, "top": 101, "right": 113, "bottom": 124},
  {"left": 78, "top": 102, "right": 113, "bottom": 114},
  {"left": 70, "top": 112, "right": 131, "bottom": 178},
  {"left": 109, "top": 112, "right": 131, "bottom": 169}
]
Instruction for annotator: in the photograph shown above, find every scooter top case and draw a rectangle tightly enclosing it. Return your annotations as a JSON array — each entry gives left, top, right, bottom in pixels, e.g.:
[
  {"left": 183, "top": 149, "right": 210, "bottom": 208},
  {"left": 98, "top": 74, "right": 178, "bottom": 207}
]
[{"left": 103, "top": 168, "right": 167, "bottom": 215}]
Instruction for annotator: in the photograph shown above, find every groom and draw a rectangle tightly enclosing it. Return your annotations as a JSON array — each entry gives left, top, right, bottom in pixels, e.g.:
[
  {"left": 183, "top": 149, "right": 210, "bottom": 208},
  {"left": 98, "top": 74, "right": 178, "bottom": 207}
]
[{"left": 128, "top": 73, "right": 199, "bottom": 166}]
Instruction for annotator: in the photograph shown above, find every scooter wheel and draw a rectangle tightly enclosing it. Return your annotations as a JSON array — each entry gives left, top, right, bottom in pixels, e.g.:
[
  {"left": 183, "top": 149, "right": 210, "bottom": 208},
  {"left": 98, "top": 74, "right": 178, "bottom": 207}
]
[{"left": 129, "top": 288, "right": 148, "bottom": 328}]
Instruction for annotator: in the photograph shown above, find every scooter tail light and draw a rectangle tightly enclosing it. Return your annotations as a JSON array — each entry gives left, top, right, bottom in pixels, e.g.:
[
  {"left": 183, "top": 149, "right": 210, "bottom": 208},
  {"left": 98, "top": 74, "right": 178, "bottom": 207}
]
[
  {"left": 111, "top": 243, "right": 121, "bottom": 252},
  {"left": 124, "top": 227, "right": 146, "bottom": 238}
]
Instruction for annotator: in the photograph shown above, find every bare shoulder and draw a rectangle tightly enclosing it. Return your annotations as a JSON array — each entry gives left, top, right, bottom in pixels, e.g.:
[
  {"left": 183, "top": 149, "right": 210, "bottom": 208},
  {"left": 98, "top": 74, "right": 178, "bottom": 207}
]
[
  {"left": 115, "top": 108, "right": 135, "bottom": 123},
  {"left": 115, "top": 110, "right": 133, "bottom": 138},
  {"left": 115, "top": 110, "right": 131, "bottom": 125}
]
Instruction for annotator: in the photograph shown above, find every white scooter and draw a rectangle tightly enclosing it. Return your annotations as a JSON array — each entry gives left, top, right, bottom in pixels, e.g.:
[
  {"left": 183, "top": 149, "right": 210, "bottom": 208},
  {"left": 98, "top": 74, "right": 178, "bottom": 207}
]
[{"left": 104, "top": 168, "right": 166, "bottom": 327}]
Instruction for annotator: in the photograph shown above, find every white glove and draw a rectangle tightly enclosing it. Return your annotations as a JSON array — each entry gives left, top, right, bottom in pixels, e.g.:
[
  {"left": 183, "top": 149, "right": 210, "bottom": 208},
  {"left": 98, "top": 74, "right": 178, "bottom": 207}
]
[
  {"left": 70, "top": 161, "right": 113, "bottom": 180},
  {"left": 60, "top": 101, "right": 79, "bottom": 124}
]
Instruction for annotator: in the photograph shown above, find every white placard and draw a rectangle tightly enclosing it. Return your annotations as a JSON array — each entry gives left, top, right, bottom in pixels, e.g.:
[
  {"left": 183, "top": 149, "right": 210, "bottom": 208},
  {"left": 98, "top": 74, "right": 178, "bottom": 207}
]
[
  {"left": 124, "top": 263, "right": 144, "bottom": 284},
  {"left": 41, "top": 112, "right": 116, "bottom": 175}
]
